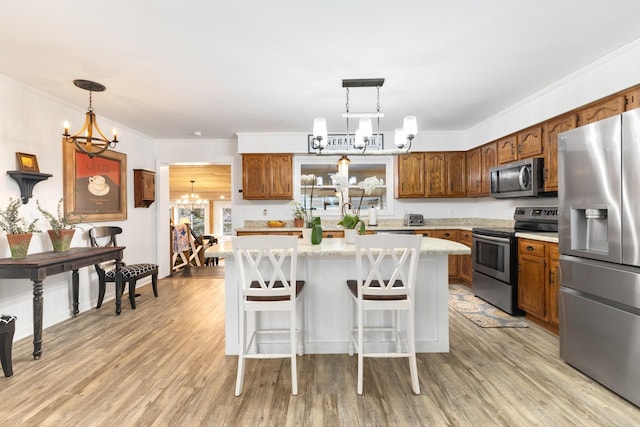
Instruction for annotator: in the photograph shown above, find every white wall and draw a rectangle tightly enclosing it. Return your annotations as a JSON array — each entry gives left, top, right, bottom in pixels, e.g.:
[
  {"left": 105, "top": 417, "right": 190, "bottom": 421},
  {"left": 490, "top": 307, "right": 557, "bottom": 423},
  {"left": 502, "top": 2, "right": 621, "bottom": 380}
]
[{"left": 0, "top": 75, "right": 158, "bottom": 341}]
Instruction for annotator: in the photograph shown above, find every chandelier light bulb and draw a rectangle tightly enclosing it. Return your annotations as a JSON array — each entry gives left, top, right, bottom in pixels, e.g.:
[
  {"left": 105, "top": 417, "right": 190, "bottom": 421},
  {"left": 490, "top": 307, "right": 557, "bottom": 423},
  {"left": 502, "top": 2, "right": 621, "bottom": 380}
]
[
  {"left": 395, "top": 128, "right": 407, "bottom": 148},
  {"left": 353, "top": 128, "right": 365, "bottom": 149},
  {"left": 403, "top": 115, "right": 418, "bottom": 138},
  {"left": 313, "top": 117, "right": 328, "bottom": 148},
  {"left": 358, "top": 118, "right": 373, "bottom": 139}
]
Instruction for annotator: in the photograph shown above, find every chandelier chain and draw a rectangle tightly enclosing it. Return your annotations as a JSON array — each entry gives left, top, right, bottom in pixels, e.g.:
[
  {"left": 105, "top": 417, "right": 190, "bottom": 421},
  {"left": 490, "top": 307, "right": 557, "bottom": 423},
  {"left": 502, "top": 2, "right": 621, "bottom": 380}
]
[
  {"left": 88, "top": 90, "right": 94, "bottom": 112},
  {"left": 376, "top": 86, "right": 381, "bottom": 113},
  {"left": 345, "top": 87, "right": 350, "bottom": 113}
]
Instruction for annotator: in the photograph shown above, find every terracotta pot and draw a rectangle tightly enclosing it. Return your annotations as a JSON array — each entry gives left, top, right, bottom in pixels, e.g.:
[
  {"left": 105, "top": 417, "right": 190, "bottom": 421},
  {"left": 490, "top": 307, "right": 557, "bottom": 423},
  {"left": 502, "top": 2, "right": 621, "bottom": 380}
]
[
  {"left": 6, "top": 233, "right": 33, "bottom": 259},
  {"left": 47, "top": 229, "right": 76, "bottom": 252},
  {"left": 294, "top": 218, "right": 304, "bottom": 228}
]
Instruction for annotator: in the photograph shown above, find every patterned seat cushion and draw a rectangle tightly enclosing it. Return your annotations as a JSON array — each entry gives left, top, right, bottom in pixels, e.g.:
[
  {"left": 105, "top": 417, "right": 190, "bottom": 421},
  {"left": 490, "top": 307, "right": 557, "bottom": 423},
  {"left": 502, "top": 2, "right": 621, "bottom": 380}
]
[
  {"left": 0, "top": 315, "right": 16, "bottom": 324},
  {"left": 105, "top": 263, "right": 158, "bottom": 280}
]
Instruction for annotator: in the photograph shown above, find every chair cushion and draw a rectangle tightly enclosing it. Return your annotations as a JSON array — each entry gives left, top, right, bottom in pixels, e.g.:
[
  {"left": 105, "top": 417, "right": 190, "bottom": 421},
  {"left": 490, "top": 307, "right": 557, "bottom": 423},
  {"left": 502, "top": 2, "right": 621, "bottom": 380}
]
[
  {"left": 0, "top": 315, "right": 16, "bottom": 324},
  {"left": 346, "top": 280, "right": 407, "bottom": 300},
  {"left": 105, "top": 263, "right": 158, "bottom": 280},
  {"left": 247, "top": 280, "right": 305, "bottom": 301}
]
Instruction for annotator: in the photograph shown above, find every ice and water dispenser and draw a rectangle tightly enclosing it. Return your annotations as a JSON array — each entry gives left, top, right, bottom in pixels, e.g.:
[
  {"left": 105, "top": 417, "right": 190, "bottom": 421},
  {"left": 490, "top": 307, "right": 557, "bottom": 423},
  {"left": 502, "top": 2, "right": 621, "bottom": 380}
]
[{"left": 570, "top": 207, "right": 609, "bottom": 254}]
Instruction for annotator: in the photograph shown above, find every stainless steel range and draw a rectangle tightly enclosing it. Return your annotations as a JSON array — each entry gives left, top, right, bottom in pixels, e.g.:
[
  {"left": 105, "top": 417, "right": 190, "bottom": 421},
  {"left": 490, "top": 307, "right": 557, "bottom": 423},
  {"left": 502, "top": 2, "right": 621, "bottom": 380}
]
[{"left": 472, "top": 206, "right": 558, "bottom": 314}]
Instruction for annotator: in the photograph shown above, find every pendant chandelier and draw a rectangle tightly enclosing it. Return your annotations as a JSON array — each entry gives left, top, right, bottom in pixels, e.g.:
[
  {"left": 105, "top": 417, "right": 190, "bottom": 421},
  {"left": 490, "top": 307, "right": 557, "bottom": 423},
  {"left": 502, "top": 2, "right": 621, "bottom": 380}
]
[
  {"left": 311, "top": 78, "right": 417, "bottom": 155},
  {"left": 177, "top": 180, "right": 205, "bottom": 206},
  {"left": 63, "top": 79, "right": 119, "bottom": 158}
]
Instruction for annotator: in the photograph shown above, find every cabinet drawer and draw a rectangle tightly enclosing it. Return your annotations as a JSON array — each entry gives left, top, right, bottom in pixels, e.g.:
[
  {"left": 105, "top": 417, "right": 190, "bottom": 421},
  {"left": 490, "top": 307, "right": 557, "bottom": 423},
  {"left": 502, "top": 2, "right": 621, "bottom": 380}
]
[
  {"left": 416, "top": 229, "right": 459, "bottom": 240},
  {"left": 459, "top": 230, "right": 473, "bottom": 244},
  {"left": 519, "top": 239, "right": 546, "bottom": 257}
]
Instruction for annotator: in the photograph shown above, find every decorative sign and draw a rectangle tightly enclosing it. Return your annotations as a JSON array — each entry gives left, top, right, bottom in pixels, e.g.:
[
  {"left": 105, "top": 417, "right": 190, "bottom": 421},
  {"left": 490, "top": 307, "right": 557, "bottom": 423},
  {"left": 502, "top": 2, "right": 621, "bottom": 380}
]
[{"left": 307, "top": 133, "right": 384, "bottom": 153}]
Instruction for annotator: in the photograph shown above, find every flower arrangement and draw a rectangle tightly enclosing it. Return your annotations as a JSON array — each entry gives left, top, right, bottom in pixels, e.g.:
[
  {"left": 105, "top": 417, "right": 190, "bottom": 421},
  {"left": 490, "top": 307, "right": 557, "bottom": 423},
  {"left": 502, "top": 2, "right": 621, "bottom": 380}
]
[
  {"left": 300, "top": 174, "right": 317, "bottom": 227},
  {"left": 0, "top": 198, "right": 39, "bottom": 235},
  {"left": 36, "top": 198, "right": 81, "bottom": 231},
  {"left": 334, "top": 174, "right": 384, "bottom": 235}
]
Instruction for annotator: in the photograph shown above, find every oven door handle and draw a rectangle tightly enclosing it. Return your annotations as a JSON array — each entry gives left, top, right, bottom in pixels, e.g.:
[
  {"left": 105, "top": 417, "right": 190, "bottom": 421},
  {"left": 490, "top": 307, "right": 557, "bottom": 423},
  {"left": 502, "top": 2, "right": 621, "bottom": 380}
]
[{"left": 472, "top": 233, "right": 511, "bottom": 244}]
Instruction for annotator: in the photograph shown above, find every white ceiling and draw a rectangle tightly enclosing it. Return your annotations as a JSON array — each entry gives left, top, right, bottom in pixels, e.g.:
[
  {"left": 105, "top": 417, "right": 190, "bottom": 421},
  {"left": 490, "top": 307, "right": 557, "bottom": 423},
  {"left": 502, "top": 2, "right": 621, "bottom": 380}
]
[{"left": 3, "top": 1, "right": 640, "bottom": 140}]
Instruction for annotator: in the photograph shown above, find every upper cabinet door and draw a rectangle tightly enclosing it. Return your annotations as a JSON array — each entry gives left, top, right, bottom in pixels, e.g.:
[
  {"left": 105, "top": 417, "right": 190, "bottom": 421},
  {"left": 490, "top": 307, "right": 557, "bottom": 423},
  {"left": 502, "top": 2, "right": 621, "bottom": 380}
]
[
  {"left": 543, "top": 113, "right": 577, "bottom": 191},
  {"left": 517, "top": 126, "right": 543, "bottom": 159},
  {"left": 577, "top": 94, "right": 625, "bottom": 126},
  {"left": 466, "top": 148, "right": 482, "bottom": 196},
  {"left": 447, "top": 152, "right": 467, "bottom": 196},
  {"left": 425, "top": 152, "right": 447, "bottom": 197},
  {"left": 481, "top": 142, "right": 497, "bottom": 195},
  {"left": 395, "top": 152, "right": 426, "bottom": 198},
  {"left": 268, "top": 154, "right": 293, "bottom": 199},
  {"left": 496, "top": 135, "right": 518, "bottom": 164}
]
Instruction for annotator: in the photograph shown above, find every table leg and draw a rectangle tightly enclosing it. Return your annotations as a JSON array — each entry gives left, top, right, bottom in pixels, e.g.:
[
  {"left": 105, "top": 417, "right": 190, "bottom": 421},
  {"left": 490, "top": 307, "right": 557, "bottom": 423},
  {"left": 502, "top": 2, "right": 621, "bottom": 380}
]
[
  {"left": 115, "top": 257, "right": 123, "bottom": 315},
  {"left": 32, "top": 279, "right": 43, "bottom": 359},
  {"left": 72, "top": 269, "right": 80, "bottom": 317}
]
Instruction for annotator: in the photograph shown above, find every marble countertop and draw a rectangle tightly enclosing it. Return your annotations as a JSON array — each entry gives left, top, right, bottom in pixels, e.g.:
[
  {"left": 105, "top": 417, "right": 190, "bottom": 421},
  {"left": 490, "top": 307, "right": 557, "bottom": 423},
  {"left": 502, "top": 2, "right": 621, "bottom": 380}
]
[
  {"left": 205, "top": 236, "right": 471, "bottom": 258},
  {"left": 235, "top": 218, "right": 559, "bottom": 244},
  {"left": 238, "top": 217, "right": 515, "bottom": 233}
]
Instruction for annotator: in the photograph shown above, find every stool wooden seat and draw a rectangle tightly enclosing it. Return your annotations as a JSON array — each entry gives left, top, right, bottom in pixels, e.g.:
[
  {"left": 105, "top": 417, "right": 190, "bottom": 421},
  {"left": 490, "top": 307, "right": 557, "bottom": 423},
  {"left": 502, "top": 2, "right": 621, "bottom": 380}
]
[{"left": 0, "top": 315, "right": 16, "bottom": 377}]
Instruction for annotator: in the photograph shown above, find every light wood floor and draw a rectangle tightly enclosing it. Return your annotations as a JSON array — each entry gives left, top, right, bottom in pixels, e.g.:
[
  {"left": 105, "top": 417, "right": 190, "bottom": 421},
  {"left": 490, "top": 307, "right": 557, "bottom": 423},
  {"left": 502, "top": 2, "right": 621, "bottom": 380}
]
[{"left": 1, "top": 266, "right": 638, "bottom": 426}]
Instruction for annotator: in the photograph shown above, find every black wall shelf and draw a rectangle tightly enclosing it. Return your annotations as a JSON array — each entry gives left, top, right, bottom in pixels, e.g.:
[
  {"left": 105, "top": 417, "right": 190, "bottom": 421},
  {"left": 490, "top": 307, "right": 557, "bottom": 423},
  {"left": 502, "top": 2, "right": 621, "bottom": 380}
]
[{"left": 7, "top": 171, "right": 52, "bottom": 204}]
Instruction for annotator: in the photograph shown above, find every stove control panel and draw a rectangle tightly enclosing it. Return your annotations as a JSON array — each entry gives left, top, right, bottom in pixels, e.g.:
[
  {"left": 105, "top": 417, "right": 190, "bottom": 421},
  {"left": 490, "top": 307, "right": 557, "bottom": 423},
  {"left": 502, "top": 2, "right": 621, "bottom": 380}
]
[{"left": 514, "top": 206, "right": 558, "bottom": 221}]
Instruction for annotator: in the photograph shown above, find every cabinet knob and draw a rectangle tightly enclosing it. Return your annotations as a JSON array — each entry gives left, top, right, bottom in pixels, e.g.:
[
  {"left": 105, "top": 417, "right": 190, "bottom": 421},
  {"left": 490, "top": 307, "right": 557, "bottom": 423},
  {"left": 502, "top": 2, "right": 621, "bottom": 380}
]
[{"left": 527, "top": 246, "right": 534, "bottom": 251}]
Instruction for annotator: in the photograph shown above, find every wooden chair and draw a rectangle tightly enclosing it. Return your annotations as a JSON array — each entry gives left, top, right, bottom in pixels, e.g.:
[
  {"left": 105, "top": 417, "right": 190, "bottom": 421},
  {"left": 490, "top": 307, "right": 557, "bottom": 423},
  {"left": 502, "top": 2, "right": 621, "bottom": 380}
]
[
  {"left": 232, "top": 235, "right": 305, "bottom": 396},
  {"left": 89, "top": 226, "right": 159, "bottom": 310},
  {"left": 0, "top": 314, "right": 16, "bottom": 377},
  {"left": 171, "top": 223, "right": 202, "bottom": 271},
  {"left": 346, "top": 234, "right": 422, "bottom": 394}
]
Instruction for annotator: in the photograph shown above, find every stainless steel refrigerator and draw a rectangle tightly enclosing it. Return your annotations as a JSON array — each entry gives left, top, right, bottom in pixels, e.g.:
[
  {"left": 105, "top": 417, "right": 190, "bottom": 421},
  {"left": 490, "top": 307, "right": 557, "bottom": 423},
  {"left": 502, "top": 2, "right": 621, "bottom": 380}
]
[{"left": 558, "top": 109, "right": 640, "bottom": 407}]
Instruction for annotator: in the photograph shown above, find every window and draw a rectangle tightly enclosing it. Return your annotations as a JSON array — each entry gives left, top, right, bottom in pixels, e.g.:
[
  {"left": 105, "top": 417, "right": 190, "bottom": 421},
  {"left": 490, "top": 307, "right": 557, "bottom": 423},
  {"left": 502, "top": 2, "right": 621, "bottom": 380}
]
[{"left": 296, "top": 155, "right": 392, "bottom": 217}]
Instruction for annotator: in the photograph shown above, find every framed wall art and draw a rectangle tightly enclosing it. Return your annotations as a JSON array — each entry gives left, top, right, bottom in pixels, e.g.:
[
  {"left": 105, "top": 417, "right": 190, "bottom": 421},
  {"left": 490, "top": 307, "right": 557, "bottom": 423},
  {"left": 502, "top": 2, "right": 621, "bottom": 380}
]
[
  {"left": 63, "top": 142, "right": 127, "bottom": 222},
  {"left": 16, "top": 152, "right": 40, "bottom": 172}
]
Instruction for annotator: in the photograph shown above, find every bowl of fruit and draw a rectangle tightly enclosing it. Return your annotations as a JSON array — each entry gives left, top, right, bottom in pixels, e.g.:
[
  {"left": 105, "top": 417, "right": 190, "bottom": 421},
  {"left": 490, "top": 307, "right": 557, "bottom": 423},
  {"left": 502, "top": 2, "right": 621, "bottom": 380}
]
[{"left": 266, "top": 220, "right": 287, "bottom": 228}]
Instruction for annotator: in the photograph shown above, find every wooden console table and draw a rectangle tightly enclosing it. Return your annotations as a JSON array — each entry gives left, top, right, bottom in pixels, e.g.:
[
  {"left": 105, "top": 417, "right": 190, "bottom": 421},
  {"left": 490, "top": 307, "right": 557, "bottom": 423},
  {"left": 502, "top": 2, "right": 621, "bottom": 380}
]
[{"left": 0, "top": 247, "right": 124, "bottom": 359}]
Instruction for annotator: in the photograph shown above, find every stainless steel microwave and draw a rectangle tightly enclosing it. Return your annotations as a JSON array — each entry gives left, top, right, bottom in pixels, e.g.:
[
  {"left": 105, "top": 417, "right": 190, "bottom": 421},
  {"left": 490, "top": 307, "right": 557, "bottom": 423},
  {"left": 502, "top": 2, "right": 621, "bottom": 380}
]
[{"left": 490, "top": 158, "right": 545, "bottom": 198}]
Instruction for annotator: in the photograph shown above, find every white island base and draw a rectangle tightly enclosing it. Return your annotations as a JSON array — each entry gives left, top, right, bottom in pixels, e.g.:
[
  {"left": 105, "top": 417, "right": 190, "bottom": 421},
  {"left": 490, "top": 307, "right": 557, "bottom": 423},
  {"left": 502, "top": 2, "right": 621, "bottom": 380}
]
[{"left": 205, "top": 237, "right": 470, "bottom": 355}]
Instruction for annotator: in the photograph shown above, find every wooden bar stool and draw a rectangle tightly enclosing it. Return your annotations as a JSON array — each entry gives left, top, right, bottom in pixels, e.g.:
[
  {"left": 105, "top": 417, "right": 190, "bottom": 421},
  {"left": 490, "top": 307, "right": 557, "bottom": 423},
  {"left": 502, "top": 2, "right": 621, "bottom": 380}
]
[{"left": 0, "top": 314, "right": 16, "bottom": 377}]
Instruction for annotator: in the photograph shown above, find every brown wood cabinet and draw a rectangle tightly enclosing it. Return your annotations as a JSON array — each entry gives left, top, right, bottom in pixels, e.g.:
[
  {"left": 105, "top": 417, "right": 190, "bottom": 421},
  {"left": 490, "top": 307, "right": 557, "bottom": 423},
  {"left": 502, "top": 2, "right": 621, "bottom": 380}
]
[
  {"left": 395, "top": 153, "right": 426, "bottom": 198},
  {"left": 466, "top": 148, "right": 482, "bottom": 196},
  {"left": 577, "top": 94, "right": 625, "bottom": 126},
  {"left": 236, "top": 230, "right": 301, "bottom": 237},
  {"left": 481, "top": 143, "right": 497, "bottom": 195},
  {"left": 457, "top": 230, "right": 473, "bottom": 285},
  {"left": 467, "top": 143, "right": 497, "bottom": 197},
  {"left": 518, "top": 238, "right": 559, "bottom": 333},
  {"left": 542, "top": 113, "right": 577, "bottom": 192},
  {"left": 415, "top": 229, "right": 460, "bottom": 279},
  {"left": 241, "top": 154, "right": 293, "bottom": 200},
  {"left": 426, "top": 152, "right": 466, "bottom": 197},
  {"left": 624, "top": 87, "right": 640, "bottom": 110},
  {"left": 517, "top": 126, "right": 543, "bottom": 159},
  {"left": 496, "top": 135, "right": 518, "bottom": 164},
  {"left": 133, "top": 169, "right": 155, "bottom": 208},
  {"left": 497, "top": 127, "right": 543, "bottom": 165}
]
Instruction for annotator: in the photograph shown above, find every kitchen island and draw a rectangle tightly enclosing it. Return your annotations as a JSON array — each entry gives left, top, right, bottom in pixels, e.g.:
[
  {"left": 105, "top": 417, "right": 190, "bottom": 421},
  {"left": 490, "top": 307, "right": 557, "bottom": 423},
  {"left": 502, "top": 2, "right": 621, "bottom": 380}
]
[{"left": 205, "top": 237, "right": 470, "bottom": 355}]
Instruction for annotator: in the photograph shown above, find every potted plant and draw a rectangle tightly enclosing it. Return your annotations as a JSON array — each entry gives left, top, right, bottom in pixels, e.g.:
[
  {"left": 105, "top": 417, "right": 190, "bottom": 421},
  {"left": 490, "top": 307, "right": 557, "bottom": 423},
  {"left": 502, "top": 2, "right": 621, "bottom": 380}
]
[
  {"left": 36, "top": 198, "right": 81, "bottom": 252},
  {"left": 290, "top": 201, "right": 305, "bottom": 227},
  {"left": 0, "top": 198, "right": 39, "bottom": 259}
]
